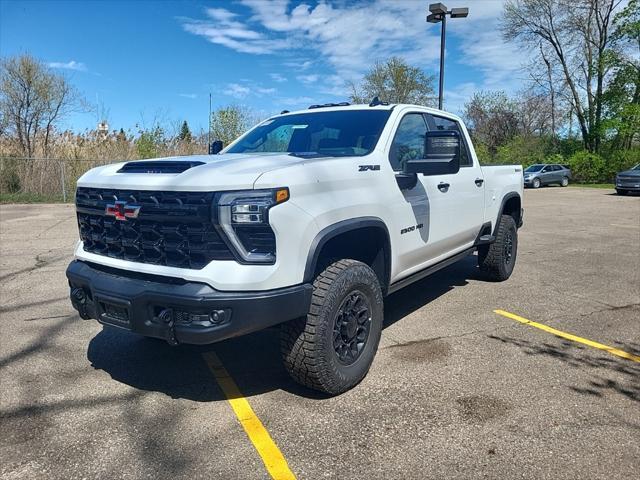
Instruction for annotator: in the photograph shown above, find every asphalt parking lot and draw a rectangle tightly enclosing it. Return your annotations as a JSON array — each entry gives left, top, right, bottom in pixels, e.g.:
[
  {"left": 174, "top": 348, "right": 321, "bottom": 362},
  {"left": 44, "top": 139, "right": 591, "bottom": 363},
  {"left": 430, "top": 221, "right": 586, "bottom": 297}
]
[{"left": 1, "top": 187, "right": 639, "bottom": 480}]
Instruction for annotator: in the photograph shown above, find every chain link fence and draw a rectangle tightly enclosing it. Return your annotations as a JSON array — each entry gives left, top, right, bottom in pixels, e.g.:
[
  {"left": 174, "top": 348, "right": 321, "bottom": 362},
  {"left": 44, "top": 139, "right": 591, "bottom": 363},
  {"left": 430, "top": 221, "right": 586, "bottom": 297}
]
[{"left": 1, "top": 157, "right": 117, "bottom": 203}]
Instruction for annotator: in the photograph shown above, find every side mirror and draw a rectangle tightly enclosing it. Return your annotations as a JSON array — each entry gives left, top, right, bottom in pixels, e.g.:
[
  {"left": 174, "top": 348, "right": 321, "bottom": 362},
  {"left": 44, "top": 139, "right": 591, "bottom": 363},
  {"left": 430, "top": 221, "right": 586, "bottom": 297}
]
[
  {"left": 404, "top": 130, "right": 461, "bottom": 176},
  {"left": 209, "top": 140, "right": 224, "bottom": 154}
]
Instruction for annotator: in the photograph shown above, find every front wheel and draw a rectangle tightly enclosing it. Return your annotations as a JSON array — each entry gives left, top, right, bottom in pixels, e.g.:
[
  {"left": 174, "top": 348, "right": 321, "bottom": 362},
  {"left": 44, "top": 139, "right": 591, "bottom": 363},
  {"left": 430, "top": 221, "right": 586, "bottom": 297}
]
[
  {"left": 478, "top": 215, "right": 518, "bottom": 281},
  {"left": 561, "top": 177, "right": 569, "bottom": 187},
  {"left": 532, "top": 178, "right": 541, "bottom": 189},
  {"left": 616, "top": 189, "right": 628, "bottom": 195},
  {"left": 280, "top": 259, "right": 383, "bottom": 395}
]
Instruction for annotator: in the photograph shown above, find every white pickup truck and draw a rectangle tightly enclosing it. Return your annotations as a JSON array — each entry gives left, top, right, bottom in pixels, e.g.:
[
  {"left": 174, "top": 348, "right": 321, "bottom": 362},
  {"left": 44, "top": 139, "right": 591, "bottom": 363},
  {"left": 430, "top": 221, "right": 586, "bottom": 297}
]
[{"left": 66, "top": 101, "right": 524, "bottom": 395}]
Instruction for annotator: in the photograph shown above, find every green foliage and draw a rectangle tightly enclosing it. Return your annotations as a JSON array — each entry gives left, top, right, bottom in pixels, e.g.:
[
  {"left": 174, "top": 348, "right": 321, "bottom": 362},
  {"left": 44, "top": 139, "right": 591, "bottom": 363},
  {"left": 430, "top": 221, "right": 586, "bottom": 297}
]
[
  {"left": 495, "top": 135, "right": 549, "bottom": 167},
  {"left": 473, "top": 143, "right": 493, "bottom": 165},
  {"left": 0, "top": 157, "right": 21, "bottom": 193},
  {"left": 349, "top": 57, "right": 435, "bottom": 106},
  {"left": 568, "top": 151, "right": 606, "bottom": 183},
  {"left": 210, "top": 105, "right": 253, "bottom": 147},
  {"left": 179, "top": 120, "right": 192, "bottom": 142},
  {"left": 135, "top": 126, "right": 164, "bottom": 159},
  {"left": 603, "top": 148, "right": 640, "bottom": 181}
]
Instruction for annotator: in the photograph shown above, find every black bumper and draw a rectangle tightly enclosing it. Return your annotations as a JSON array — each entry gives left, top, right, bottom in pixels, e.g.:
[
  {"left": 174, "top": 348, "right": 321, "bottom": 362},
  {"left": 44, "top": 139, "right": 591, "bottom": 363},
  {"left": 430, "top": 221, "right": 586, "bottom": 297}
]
[{"left": 66, "top": 260, "right": 313, "bottom": 345}]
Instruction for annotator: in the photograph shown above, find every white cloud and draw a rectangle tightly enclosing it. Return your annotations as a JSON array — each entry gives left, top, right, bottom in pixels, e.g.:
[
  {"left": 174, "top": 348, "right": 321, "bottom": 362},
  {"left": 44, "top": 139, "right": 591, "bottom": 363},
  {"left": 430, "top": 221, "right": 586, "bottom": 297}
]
[
  {"left": 179, "top": 93, "right": 198, "bottom": 99},
  {"left": 183, "top": 1, "right": 534, "bottom": 108},
  {"left": 179, "top": 7, "right": 288, "bottom": 55},
  {"left": 270, "top": 73, "right": 288, "bottom": 82},
  {"left": 223, "top": 83, "right": 251, "bottom": 99},
  {"left": 183, "top": 1, "right": 442, "bottom": 79},
  {"left": 256, "top": 86, "right": 277, "bottom": 95},
  {"left": 296, "top": 74, "right": 318, "bottom": 84},
  {"left": 222, "top": 82, "right": 277, "bottom": 99},
  {"left": 47, "top": 60, "right": 87, "bottom": 71},
  {"left": 278, "top": 96, "right": 315, "bottom": 107}
]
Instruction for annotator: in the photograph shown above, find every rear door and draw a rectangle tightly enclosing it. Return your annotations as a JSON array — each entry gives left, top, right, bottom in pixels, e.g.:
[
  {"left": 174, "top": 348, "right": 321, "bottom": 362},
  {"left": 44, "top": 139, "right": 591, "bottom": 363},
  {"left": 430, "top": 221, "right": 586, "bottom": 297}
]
[
  {"left": 540, "top": 165, "right": 554, "bottom": 184},
  {"left": 422, "top": 113, "right": 485, "bottom": 253}
]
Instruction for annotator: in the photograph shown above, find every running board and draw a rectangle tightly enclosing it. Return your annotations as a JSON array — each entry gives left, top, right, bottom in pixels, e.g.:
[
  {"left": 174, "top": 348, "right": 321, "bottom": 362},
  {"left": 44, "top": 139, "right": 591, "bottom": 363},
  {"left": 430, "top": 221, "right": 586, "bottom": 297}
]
[{"left": 387, "top": 247, "right": 475, "bottom": 295}]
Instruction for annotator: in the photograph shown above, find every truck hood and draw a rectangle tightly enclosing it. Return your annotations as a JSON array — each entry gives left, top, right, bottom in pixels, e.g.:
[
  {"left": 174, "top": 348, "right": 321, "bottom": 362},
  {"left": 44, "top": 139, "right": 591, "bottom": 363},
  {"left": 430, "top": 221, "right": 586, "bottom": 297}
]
[{"left": 77, "top": 153, "right": 309, "bottom": 191}]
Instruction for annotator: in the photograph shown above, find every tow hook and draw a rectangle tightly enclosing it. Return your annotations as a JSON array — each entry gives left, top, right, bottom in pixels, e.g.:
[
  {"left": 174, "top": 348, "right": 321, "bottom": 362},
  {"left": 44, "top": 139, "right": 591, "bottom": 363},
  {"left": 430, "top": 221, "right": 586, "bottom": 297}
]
[
  {"left": 158, "top": 308, "right": 178, "bottom": 346},
  {"left": 71, "top": 287, "right": 91, "bottom": 320}
]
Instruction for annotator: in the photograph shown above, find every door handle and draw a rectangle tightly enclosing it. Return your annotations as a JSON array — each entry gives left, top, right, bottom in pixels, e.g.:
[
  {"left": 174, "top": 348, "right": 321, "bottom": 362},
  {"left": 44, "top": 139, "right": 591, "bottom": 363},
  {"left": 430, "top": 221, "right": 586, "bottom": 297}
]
[
  {"left": 475, "top": 178, "right": 484, "bottom": 187},
  {"left": 438, "top": 182, "right": 450, "bottom": 192}
]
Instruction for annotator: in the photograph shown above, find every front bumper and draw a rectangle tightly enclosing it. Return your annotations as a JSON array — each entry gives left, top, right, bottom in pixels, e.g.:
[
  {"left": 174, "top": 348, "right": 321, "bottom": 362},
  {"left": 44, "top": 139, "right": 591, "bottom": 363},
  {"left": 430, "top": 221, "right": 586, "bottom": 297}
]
[
  {"left": 616, "top": 178, "right": 640, "bottom": 191},
  {"left": 66, "top": 260, "right": 313, "bottom": 345}
]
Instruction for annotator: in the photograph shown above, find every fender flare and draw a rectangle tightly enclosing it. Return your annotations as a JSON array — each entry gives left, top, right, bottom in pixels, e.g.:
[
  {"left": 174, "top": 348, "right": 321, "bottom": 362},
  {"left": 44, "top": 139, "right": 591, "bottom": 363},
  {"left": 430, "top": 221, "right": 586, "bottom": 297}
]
[
  {"left": 303, "top": 216, "right": 391, "bottom": 288},
  {"left": 493, "top": 192, "right": 522, "bottom": 236}
]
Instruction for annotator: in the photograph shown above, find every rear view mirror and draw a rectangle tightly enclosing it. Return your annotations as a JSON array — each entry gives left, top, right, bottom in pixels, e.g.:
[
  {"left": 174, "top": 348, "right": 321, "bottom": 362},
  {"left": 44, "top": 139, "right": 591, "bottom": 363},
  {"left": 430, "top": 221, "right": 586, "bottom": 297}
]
[
  {"left": 209, "top": 140, "right": 224, "bottom": 154},
  {"left": 404, "top": 130, "right": 461, "bottom": 176}
]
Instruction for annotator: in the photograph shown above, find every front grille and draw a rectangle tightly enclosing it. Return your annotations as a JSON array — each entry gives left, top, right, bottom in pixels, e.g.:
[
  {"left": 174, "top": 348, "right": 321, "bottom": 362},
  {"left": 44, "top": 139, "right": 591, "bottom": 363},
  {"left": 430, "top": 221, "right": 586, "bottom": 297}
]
[{"left": 76, "top": 187, "right": 234, "bottom": 269}]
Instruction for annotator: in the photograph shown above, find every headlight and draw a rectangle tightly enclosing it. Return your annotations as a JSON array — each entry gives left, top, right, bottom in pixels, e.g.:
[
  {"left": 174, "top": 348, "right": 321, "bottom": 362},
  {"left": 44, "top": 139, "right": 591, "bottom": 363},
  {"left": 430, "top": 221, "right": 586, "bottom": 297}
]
[{"left": 216, "top": 188, "right": 289, "bottom": 264}]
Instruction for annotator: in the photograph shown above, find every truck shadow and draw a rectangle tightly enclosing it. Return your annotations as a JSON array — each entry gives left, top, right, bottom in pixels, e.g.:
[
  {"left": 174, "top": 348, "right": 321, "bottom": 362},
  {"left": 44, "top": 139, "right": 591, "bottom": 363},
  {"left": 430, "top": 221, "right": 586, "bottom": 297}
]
[{"left": 87, "top": 255, "right": 479, "bottom": 401}]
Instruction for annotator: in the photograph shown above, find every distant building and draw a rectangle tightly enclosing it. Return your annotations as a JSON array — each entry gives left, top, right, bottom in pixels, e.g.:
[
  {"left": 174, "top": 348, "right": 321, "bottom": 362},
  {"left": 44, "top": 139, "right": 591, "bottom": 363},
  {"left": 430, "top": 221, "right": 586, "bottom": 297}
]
[{"left": 97, "top": 121, "right": 109, "bottom": 137}]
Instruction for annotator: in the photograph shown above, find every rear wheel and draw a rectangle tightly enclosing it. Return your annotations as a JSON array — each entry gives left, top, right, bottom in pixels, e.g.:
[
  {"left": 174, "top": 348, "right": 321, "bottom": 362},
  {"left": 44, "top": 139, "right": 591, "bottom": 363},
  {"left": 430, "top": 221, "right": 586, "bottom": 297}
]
[
  {"left": 478, "top": 215, "right": 518, "bottom": 281},
  {"left": 280, "top": 259, "right": 383, "bottom": 395},
  {"left": 616, "top": 189, "right": 628, "bottom": 195},
  {"left": 532, "top": 178, "right": 541, "bottom": 189},
  {"left": 561, "top": 177, "right": 569, "bottom": 187}
]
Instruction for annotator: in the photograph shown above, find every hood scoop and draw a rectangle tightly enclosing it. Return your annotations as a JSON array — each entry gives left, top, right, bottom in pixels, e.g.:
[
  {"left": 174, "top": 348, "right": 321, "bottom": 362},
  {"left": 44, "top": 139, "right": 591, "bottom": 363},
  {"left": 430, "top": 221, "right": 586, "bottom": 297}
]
[{"left": 117, "top": 160, "right": 205, "bottom": 174}]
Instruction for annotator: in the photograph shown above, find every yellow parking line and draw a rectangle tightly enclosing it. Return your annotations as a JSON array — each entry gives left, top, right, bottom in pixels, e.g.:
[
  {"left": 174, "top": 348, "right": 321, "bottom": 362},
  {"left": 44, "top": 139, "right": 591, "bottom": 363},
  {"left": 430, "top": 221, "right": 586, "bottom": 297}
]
[
  {"left": 202, "top": 351, "right": 296, "bottom": 480},
  {"left": 494, "top": 309, "right": 640, "bottom": 363}
]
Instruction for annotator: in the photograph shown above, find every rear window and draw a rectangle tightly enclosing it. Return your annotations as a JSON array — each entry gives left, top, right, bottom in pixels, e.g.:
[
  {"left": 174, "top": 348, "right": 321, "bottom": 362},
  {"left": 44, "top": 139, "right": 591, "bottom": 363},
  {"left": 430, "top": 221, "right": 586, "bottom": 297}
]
[{"left": 227, "top": 110, "right": 392, "bottom": 157}]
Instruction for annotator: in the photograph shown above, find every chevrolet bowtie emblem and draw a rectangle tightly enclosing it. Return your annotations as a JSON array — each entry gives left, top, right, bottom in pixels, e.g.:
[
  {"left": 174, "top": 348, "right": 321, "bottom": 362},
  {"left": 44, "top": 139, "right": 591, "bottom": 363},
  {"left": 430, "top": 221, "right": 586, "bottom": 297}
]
[{"left": 105, "top": 201, "right": 141, "bottom": 221}]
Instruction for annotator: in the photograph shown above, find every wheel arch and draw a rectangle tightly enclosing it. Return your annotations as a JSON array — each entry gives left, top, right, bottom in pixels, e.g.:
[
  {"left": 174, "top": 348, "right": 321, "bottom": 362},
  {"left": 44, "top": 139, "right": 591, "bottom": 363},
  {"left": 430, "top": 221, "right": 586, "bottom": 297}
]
[
  {"left": 493, "top": 192, "right": 522, "bottom": 235},
  {"left": 303, "top": 217, "right": 391, "bottom": 293}
]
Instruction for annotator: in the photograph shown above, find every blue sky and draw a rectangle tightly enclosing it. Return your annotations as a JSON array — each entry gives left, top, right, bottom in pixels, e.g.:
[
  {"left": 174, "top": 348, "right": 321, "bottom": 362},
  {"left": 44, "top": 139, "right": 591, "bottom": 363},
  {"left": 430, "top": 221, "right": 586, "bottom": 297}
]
[{"left": 1, "top": 0, "right": 526, "bottom": 134}]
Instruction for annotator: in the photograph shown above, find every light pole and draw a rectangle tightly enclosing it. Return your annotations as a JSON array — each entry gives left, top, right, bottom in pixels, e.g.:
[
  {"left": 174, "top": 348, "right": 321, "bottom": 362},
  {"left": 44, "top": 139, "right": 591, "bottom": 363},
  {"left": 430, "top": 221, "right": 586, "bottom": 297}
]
[{"left": 427, "top": 3, "right": 468, "bottom": 110}]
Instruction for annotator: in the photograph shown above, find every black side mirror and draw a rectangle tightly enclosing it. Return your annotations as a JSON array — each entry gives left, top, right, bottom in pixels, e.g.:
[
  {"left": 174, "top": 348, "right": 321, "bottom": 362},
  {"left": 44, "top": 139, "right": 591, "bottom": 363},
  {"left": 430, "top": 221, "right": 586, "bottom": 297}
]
[
  {"left": 209, "top": 140, "right": 224, "bottom": 154},
  {"left": 404, "top": 130, "right": 461, "bottom": 176}
]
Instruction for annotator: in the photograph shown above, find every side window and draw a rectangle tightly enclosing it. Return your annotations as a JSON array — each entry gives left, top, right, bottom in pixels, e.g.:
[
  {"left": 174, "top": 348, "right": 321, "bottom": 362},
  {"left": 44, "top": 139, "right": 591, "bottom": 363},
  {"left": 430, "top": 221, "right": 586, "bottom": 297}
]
[
  {"left": 389, "top": 113, "right": 428, "bottom": 171},
  {"left": 426, "top": 114, "right": 473, "bottom": 167}
]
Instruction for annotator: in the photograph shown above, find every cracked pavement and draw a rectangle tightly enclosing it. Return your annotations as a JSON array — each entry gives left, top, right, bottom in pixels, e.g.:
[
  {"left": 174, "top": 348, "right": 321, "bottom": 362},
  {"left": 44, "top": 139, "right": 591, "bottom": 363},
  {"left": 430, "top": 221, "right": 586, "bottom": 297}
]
[{"left": 1, "top": 188, "right": 639, "bottom": 479}]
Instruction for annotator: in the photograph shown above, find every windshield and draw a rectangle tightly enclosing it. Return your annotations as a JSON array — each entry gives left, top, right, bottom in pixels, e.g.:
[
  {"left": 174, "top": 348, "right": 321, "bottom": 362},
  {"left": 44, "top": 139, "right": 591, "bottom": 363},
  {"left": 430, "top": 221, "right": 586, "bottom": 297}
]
[
  {"left": 227, "top": 110, "right": 392, "bottom": 157},
  {"left": 632, "top": 164, "right": 640, "bottom": 171},
  {"left": 525, "top": 164, "right": 544, "bottom": 172}
]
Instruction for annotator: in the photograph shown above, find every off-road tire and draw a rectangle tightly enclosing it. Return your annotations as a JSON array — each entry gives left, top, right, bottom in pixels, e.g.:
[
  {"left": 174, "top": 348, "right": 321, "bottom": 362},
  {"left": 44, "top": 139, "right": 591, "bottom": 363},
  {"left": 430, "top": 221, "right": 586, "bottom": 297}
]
[
  {"left": 532, "top": 178, "right": 541, "bottom": 189},
  {"left": 561, "top": 177, "right": 569, "bottom": 187},
  {"left": 616, "top": 188, "right": 628, "bottom": 195},
  {"left": 478, "top": 215, "right": 518, "bottom": 281},
  {"left": 280, "top": 259, "right": 383, "bottom": 395}
]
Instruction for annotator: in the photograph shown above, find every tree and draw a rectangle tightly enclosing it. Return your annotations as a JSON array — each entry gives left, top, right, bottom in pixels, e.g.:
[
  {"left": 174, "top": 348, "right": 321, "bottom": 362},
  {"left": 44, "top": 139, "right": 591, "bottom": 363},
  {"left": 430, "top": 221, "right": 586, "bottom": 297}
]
[
  {"left": 135, "top": 126, "right": 164, "bottom": 159},
  {"left": 179, "top": 120, "right": 192, "bottom": 142},
  {"left": 210, "top": 105, "right": 254, "bottom": 146},
  {"left": 463, "top": 91, "right": 520, "bottom": 154},
  {"left": 349, "top": 57, "right": 436, "bottom": 106},
  {"left": 0, "top": 54, "right": 81, "bottom": 157},
  {"left": 603, "top": 0, "right": 640, "bottom": 149},
  {"left": 503, "top": 0, "right": 622, "bottom": 152}
]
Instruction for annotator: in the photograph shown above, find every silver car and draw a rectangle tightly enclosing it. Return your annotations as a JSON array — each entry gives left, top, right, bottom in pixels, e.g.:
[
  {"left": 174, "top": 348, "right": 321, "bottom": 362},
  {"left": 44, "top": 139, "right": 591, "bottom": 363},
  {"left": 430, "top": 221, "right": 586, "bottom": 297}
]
[{"left": 524, "top": 164, "right": 572, "bottom": 188}]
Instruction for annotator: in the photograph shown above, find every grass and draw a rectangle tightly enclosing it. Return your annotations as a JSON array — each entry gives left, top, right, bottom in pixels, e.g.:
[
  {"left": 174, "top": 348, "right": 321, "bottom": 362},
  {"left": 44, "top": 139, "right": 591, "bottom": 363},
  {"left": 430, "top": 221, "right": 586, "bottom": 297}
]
[
  {"left": 0, "top": 192, "right": 66, "bottom": 204},
  {"left": 568, "top": 183, "right": 615, "bottom": 189}
]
